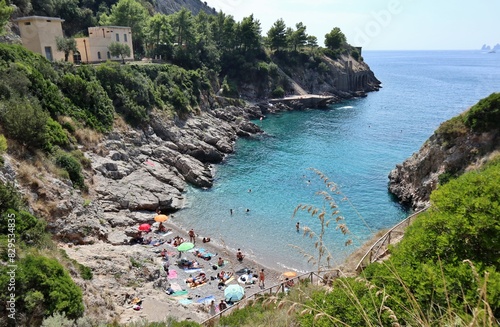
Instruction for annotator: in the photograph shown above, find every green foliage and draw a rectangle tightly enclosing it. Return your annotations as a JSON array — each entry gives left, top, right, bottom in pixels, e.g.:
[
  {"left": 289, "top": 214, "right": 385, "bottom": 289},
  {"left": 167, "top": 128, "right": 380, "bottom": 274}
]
[
  {"left": 95, "top": 62, "right": 157, "bottom": 125},
  {"left": 99, "top": 0, "right": 149, "bottom": 52},
  {"left": 0, "top": 134, "right": 7, "bottom": 154},
  {"left": 55, "top": 151, "right": 85, "bottom": 189},
  {"left": 271, "top": 86, "right": 285, "bottom": 98},
  {"left": 221, "top": 75, "right": 239, "bottom": 98},
  {"left": 78, "top": 263, "right": 93, "bottom": 280},
  {"left": 0, "top": 254, "right": 84, "bottom": 320},
  {"left": 351, "top": 49, "right": 360, "bottom": 61},
  {"left": 297, "top": 278, "right": 391, "bottom": 327},
  {"left": 324, "top": 27, "right": 346, "bottom": 50},
  {"left": 0, "top": 181, "right": 23, "bottom": 213},
  {"left": 45, "top": 118, "right": 70, "bottom": 151},
  {"left": 109, "top": 42, "right": 131, "bottom": 63},
  {"left": 0, "top": 96, "right": 49, "bottom": 148},
  {"left": 41, "top": 311, "right": 74, "bottom": 327},
  {"left": 219, "top": 299, "right": 268, "bottom": 326},
  {"left": 435, "top": 114, "right": 468, "bottom": 143},
  {"left": 464, "top": 92, "right": 500, "bottom": 132},
  {"left": 0, "top": 0, "right": 12, "bottom": 36},
  {"left": 59, "top": 71, "right": 114, "bottom": 131},
  {"left": 267, "top": 18, "right": 287, "bottom": 51},
  {"left": 55, "top": 37, "right": 78, "bottom": 62},
  {"left": 362, "top": 158, "right": 500, "bottom": 322}
]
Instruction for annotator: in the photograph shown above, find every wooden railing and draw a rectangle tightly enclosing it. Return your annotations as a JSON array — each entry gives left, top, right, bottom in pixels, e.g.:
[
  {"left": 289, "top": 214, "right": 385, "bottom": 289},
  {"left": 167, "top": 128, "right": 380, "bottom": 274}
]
[
  {"left": 200, "top": 269, "right": 340, "bottom": 326},
  {"left": 354, "top": 207, "right": 429, "bottom": 272}
]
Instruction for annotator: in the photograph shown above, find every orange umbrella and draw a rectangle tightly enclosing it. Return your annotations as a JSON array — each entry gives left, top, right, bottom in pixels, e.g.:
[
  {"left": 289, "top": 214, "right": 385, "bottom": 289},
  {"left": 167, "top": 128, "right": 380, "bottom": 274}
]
[
  {"left": 282, "top": 271, "right": 297, "bottom": 278},
  {"left": 154, "top": 214, "right": 169, "bottom": 223}
]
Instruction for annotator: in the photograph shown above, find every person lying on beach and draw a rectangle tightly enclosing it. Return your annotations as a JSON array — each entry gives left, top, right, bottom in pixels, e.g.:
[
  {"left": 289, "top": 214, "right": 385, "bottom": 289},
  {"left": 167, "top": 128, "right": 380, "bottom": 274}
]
[
  {"left": 186, "top": 272, "right": 207, "bottom": 287},
  {"left": 178, "top": 258, "right": 201, "bottom": 269},
  {"left": 172, "top": 236, "right": 185, "bottom": 247},
  {"left": 202, "top": 237, "right": 211, "bottom": 243},
  {"left": 218, "top": 270, "right": 233, "bottom": 282}
]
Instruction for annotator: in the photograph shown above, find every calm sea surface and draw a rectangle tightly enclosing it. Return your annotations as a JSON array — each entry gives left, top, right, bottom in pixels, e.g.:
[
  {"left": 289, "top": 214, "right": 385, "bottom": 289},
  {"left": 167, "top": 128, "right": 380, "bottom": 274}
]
[{"left": 174, "top": 51, "right": 500, "bottom": 272}]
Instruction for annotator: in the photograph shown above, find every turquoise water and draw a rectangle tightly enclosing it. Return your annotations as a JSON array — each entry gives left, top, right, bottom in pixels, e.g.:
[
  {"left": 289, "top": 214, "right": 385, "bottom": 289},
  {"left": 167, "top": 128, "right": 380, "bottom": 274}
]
[{"left": 174, "top": 51, "right": 500, "bottom": 272}]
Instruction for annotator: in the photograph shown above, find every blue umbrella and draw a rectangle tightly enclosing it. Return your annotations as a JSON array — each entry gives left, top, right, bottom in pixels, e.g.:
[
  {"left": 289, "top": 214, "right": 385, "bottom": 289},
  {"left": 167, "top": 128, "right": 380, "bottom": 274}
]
[{"left": 224, "top": 284, "right": 245, "bottom": 302}]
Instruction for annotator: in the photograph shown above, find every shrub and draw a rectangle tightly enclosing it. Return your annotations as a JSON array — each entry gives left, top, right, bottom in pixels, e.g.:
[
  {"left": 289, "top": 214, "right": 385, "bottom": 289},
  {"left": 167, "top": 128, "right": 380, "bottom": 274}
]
[
  {"left": 44, "top": 118, "right": 70, "bottom": 151},
  {"left": 55, "top": 151, "right": 85, "bottom": 189},
  {"left": 0, "top": 134, "right": 6, "bottom": 154},
  {"left": 0, "top": 255, "right": 84, "bottom": 323},
  {"left": 271, "top": 86, "right": 285, "bottom": 98},
  {"left": 351, "top": 49, "right": 360, "bottom": 61},
  {"left": 59, "top": 73, "right": 115, "bottom": 132},
  {"left": 78, "top": 264, "right": 93, "bottom": 280},
  {"left": 0, "top": 181, "right": 24, "bottom": 213},
  {"left": 0, "top": 97, "right": 49, "bottom": 148},
  {"left": 464, "top": 92, "right": 500, "bottom": 132}
]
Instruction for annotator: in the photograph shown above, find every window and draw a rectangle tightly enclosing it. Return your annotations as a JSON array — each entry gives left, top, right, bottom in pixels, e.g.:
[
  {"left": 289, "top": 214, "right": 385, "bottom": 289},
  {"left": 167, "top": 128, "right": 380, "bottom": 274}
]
[
  {"left": 124, "top": 34, "right": 127, "bottom": 42},
  {"left": 97, "top": 51, "right": 101, "bottom": 60},
  {"left": 73, "top": 51, "right": 82, "bottom": 64},
  {"left": 107, "top": 51, "right": 110, "bottom": 59},
  {"left": 24, "top": 22, "right": 31, "bottom": 25},
  {"left": 116, "top": 33, "right": 119, "bottom": 42},
  {"left": 44, "top": 47, "right": 53, "bottom": 61}
]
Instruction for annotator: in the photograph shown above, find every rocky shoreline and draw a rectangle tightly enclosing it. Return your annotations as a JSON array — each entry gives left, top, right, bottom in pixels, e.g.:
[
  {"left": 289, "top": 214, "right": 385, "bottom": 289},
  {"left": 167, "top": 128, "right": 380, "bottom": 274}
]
[{"left": 0, "top": 90, "right": 378, "bottom": 324}]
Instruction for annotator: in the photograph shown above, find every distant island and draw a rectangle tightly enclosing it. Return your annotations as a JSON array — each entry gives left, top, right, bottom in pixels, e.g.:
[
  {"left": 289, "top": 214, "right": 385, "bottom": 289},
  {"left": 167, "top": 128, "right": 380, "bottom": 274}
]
[{"left": 481, "top": 43, "right": 500, "bottom": 52}]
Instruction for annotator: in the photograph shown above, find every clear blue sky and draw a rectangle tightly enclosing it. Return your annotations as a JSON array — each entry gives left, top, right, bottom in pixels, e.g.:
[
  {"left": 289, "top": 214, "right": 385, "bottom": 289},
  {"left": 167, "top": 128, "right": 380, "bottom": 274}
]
[{"left": 207, "top": 0, "right": 500, "bottom": 50}]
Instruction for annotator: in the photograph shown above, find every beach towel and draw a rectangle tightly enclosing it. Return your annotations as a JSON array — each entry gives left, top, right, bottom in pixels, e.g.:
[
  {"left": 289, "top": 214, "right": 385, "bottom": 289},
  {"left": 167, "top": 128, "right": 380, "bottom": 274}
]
[
  {"left": 183, "top": 268, "right": 203, "bottom": 273},
  {"left": 196, "top": 295, "right": 215, "bottom": 304},
  {"left": 189, "top": 281, "right": 208, "bottom": 289},
  {"left": 168, "top": 270, "right": 178, "bottom": 279},
  {"left": 171, "top": 290, "right": 188, "bottom": 297},
  {"left": 178, "top": 299, "right": 192, "bottom": 305}
]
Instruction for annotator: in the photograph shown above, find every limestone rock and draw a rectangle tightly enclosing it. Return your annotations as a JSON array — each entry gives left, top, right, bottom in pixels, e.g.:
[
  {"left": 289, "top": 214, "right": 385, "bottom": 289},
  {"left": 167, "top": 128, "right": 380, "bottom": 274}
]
[{"left": 388, "top": 128, "right": 500, "bottom": 210}]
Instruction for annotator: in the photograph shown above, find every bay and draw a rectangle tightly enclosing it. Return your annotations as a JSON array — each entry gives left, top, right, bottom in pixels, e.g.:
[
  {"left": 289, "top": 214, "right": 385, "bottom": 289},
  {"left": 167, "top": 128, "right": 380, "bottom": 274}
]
[{"left": 174, "top": 50, "right": 500, "bottom": 272}]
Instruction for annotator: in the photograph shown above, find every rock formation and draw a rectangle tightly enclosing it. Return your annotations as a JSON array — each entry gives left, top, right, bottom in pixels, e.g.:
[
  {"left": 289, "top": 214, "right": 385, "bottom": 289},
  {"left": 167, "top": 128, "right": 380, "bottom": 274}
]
[{"left": 388, "top": 121, "right": 500, "bottom": 210}]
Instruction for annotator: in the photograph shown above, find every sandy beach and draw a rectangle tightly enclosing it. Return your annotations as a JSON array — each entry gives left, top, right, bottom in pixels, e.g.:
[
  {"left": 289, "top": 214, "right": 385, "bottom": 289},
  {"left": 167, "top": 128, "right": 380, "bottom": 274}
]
[{"left": 63, "top": 214, "right": 286, "bottom": 325}]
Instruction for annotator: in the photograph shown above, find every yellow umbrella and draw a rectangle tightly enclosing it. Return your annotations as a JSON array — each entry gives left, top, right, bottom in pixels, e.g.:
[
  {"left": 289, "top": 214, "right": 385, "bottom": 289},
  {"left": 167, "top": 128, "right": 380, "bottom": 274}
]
[
  {"left": 282, "top": 271, "right": 297, "bottom": 278},
  {"left": 154, "top": 214, "right": 169, "bottom": 223}
]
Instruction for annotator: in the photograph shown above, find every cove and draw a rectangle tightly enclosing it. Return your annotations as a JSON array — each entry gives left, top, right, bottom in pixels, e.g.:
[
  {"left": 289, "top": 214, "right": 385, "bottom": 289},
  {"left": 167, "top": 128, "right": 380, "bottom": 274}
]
[{"left": 174, "top": 50, "right": 500, "bottom": 272}]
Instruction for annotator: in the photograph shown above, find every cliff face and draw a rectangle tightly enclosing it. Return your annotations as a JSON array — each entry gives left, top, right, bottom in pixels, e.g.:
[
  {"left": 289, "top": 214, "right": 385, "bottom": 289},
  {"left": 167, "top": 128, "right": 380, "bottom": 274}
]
[
  {"left": 155, "top": 0, "right": 216, "bottom": 15},
  {"left": 388, "top": 124, "right": 500, "bottom": 210}
]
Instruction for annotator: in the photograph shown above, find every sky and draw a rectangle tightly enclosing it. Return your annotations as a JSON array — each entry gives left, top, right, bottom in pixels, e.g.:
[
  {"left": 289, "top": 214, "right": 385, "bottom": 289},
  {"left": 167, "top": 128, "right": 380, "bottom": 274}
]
[{"left": 207, "top": 0, "right": 500, "bottom": 50}]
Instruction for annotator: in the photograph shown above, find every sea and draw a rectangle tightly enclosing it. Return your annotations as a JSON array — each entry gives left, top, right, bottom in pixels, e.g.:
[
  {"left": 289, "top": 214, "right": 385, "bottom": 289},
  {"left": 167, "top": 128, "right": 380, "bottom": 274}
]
[{"left": 173, "top": 50, "right": 500, "bottom": 272}]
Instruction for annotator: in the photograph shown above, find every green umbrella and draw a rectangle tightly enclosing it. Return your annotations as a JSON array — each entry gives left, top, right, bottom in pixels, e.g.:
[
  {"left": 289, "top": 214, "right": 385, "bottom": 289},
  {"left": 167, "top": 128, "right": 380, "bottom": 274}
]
[
  {"left": 224, "top": 284, "right": 245, "bottom": 302},
  {"left": 177, "top": 242, "right": 194, "bottom": 252}
]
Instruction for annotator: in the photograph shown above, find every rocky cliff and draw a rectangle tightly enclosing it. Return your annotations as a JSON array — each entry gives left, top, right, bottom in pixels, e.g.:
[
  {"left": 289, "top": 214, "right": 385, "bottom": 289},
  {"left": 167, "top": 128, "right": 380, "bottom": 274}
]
[
  {"left": 388, "top": 114, "right": 500, "bottom": 210},
  {"left": 155, "top": 0, "right": 216, "bottom": 15}
]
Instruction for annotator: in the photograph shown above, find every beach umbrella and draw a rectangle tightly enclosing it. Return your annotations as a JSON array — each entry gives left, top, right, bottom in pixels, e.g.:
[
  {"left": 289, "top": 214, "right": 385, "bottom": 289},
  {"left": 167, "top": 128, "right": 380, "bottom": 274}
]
[
  {"left": 177, "top": 242, "right": 195, "bottom": 252},
  {"left": 224, "top": 284, "right": 245, "bottom": 302},
  {"left": 154, "top": 214, "right": 169, "bottom": 223},
  {"left": 282, "top": 271, "right": 297, "bottom": 278},
  {"left": 138, "top": 223, "right": 151, "bottom": 232}
]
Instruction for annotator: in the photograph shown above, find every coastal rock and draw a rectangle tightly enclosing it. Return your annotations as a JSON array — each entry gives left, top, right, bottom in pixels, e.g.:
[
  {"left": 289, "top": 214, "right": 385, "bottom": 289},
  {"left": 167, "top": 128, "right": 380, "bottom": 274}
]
[{"left": 388, "top": 126, "right": 500, "bottom": 210}]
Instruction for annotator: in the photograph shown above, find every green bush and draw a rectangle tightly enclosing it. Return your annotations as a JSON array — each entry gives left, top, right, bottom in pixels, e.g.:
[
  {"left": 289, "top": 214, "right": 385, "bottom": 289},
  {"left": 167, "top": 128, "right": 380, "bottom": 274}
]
[
  {"left": 271, "top": 86, "right": 285, "bottom": 98},
  {"left": 363, "top": 158, "right": 500, "bottom": 321},
  {"left": 0, "top": 254, "right": 84, "bottom": 322},
  {"left": 0, "top": 134, "right": 6, "bottom": 154},
  {"left": 0, "top": 181, "right": 24, "bottom": 213},
  {"left": 351, "top": 49, "right": 360, "bottom": 61},
  {"left": 78, "top": 264, "right": 93, "bottom": 280},
  {"left": 464, "top": 92, "right": 500, "bottom": 132},
  {"left": 0, "top": 97, "right": 49, "bottom": 148},
  {"left": 45, "top": 118, "right": 70, "bottom": 151},
  {"left": 55, "top": 151, "right": 85, "bottom": 189},
  {"left": 59, "top": 72, "right": 115, "bottom": 132}
]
